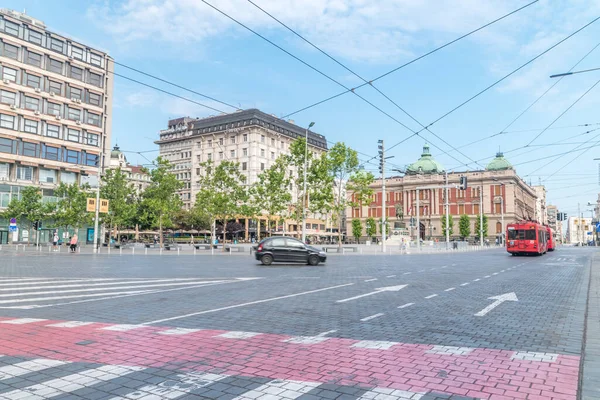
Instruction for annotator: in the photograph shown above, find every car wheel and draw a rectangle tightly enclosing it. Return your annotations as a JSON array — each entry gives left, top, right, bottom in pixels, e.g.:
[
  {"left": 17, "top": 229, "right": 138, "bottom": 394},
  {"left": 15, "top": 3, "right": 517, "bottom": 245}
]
[
  {"left": 261, "top": 254, "right": 273, "bottom": 266},
  {"left": 307, "top": 254, "right": 320, "bottom": 266}
]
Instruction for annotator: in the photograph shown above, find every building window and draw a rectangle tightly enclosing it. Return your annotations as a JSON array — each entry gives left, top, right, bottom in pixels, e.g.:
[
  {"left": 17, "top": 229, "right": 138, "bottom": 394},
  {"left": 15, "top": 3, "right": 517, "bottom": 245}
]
[
  {"left": 261, "top": 135, "right": 265, "bottom": 143},
  {"left": 42, "top": 144, "right": 60, "bottom": 161},
  {"left": 242, "top": 162, "right": 247, "bottom": 171},
  {"left": 458, "top": 204, "right": 465, "bottom": 214},
  {"left": 24, "top": 96, "right": 40, "bottom": 111},
  {"left": 494, "top": 202, "right": 501, "bottom": 214},
  {"left": 473, "top": 204, "right": 480, "bottom": 215},
  {"left": 496, "top": 221, "right": 502, "bottom": 233},
  {"left": 70, "top": 65, "right": 83, "bottom": 81},
  {"left": 16, "top": 166, "right": 33, "bottom": 181},
  {"left": 494, "top": 185, "right": 502, "bottom": 195},
  {"left": 86, "top": 112, "right": 101, "bottom": 127},
  {"left": 50, "top": 38, "right": 64, "bottom": 52},
  {"left": 86, "top": 133, "right": 99, "bottom": 146},
  {"left": 260, "top": 163, "right": 265, "bottom": 171},
  {"left": 84, "top": 152, "right": 98, "bottom": 166},
  {"left": 230, "top": 150, "right": 235, "bottom": 158},
  {"left": 219, "top": 151, "right": 224, "bottom": 160},
  {"left": 68, "top": 85, "right": 82, "bottom": 100},
  {"left": 230, "top": 136, "right": 235, "bottom": 144},
  {"left": 21, "top": 142, "right": 38, "bottom": 157},
  {"left": 271, "top": 152, "right": 275, "bottom": 160},
  {"left": 243, "top": 148, "right": 248, "bottom": 156},
  {"left": 48, "top": 58, "right": 63, "bottom": 74},
  {"left": 67, "top": 107, "right": 81, "bottom": 121},
  {"left": 3, "top": 43, "right": 18, "bottom": 60},
  {"left": 47, "top": 102, "right": 61, "bottom": 116},
  {"left": 90, "top": 53, "right": 102, "bottom": 67},
  {"left": 0, "top": 163, "right": 9, "bottom": 179},
  {"left": 71, "top": 46, "right": 84, "bottom": 60},
  {"left": 61, "top": 171, "right": 76, "bottom": 184},
  {"left": 4, "top": 20, "right": 19, "bottom": 36},
  {"left": 207, "top": 153, "right": 212, "bottom": 161},
  {"left": 64, "top": 149, "right": 80, "bottom": 164},
  {"left": 26, "top": 51, "right": 42, "bottom": 67},
  {"left": 45, "top": 125, "right": 61, "bottom": 140},
  {"left": 89, "top": 72, "right": 102, "bottom": 87},
  {"left": 49, "top": 80, "right": 62, "bottom": 95},
  {"left": 0, "top": 137, "right": 16, "bottom": 153},
  {"left": 2, "top": 67, "right": 17, "bottom": 82},
  {"left": 28, "top": 30, "right": 43, "bottom": 45},
  {"left": 0, "top": 114, "right": 15, "bottom": 129},
  {"left": 280, "top": 141, "right": 284, "bottom": 148},
  {"left": 260, "top": 148, "right": 265, "bottom": 157},
  {"left": 207, "top": 139, "right": 212, "bottom": 147},
  {"left": 271, "top": 138, "right": 275, "bottom": 146},
  {"left": 23, "top": 119, "right": 38, "bottom": 134},
  {"left": 25, "top": 73, "right": 41, "bottom": 89},
  {"left": 88, "top": 91, "right": 102, "bottom": 106},
  {"left": 243, "top": 134, "right": 248, "bottom": 142},
  {"left": 219, "top": 138, "right": 224, "bottom": 146},
  {"left": 39, "top": 168, "right": 56, "bottom": 184},
  {"left": 67, "top": 128, "right": 80, "bottom": 142},
  {"left": 0, "top": 90, "right": 16, "bottom": 105}
]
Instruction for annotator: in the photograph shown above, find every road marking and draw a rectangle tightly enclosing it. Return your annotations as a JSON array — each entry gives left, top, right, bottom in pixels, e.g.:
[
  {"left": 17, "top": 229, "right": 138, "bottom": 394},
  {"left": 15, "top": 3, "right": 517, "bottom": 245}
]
[
  {"left": 0, "top": 359, "right": 68, "bottom": 379},
  {"left": 418, "top": 269, "right": 425, "bottom": 272},
  {"left": 0, "top": 290, "right": 154, "bottom": 305},
  {"left": 0, "top": 278, "right": 120, "bottom": 287},
  {"left": 403, "top": 272, "right": 412, "bottom": 275},
  {"left": 157, "top": 328, "right": 203, "bottom": 335},
  {"left": 426, "top": 345, "right": 475, "bottom": 356},
  {"left": 102, "top": 324, "right": 146, "bottom": 331},
  {"left": 492, "top": 272, "right": 499, "bottom": 276},
  {"left": 444, "top": 287, "right": 456, "bottom": 292},
  {"left": 0, "top": 318, "right": 47, "bottom": 324},
  {"left": 473, "top": 278, "right": 481, "bottom": 282},
  {"left": 316, "top": 330, "right": 337, "bottom": 337},
  {"left": 336, "top": 285, "right": 407, "bottom": 303},
  {"left": 441, "top": 265, "right": 448, "bottom": 268},
  {"left": 0, "top": 278, "right": 207, "bottom": 292},
  {"left": 474, "top": 292, "right": 518, "bottom": 317},
  {"left": 460, "top": 282, "right": 470, "bottom": 286},
  {"left": 500, "top": 270, "right": 506, "bottom": 272},
  {"left": 47, "top": 321, "right": 94, "bottom": 328},
  {"left": 352, "top": 340, "right": 397, "bottom": 350},
  {"left": 386, "top": 275, "right": 396, "bottom": 278},
  {"left": 397, "top": 302, "right": 414, "bottom": 309},
  {"left": 483, "top": 275, "right": 491, "bottom": 278},
  {"left": 358, "top": 388, "right": 425, "bottom": 400},
  {"left": 284, "top": 336, "right": 330, "bottom": 344},
  {"left": 511, "top": 351, "right": 558, "bottom": 362},
  {"left": 231, "top": 379, "right": 320, "bottom": 400},
  {"left": 424, "top": 294, "right": 438, "bottom": 299},
  {"left": 142, "top": 283, "right": 354, "bottom": 325},
  {"left": 360, "top": 313, "right": 385, "bottom": 322},
  {"left": 364, "top": 278, "right": 378, "bottom": 282},
  {"left": 217, "top": 331, "right": 261, "bottom": 339}
]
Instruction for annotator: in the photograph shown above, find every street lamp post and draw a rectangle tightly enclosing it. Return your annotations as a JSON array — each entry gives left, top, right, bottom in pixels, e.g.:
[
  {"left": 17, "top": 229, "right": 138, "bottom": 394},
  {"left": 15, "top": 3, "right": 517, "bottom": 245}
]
[
  {"left": 492, "top": 178, "right": 506, "bottom": 246},
  {"left": 301, "top": 122, "right": 315, "bottom": 244}
]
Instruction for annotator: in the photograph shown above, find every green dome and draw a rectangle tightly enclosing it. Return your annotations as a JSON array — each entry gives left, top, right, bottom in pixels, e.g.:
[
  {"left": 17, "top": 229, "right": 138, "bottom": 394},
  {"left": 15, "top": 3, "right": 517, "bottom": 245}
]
[
  {"left": 486, "top": 151, "right": 512, "bottom": 171},
  {"left": 110, "top": 145, "right": 122, "bottom": 158},
  {"left": 406, "top": 144, "right": 445, "bottom": 175}
]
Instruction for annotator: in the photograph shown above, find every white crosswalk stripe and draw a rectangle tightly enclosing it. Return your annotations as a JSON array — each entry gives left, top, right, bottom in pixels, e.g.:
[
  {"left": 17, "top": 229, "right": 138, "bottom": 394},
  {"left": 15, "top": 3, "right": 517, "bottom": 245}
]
[
  {"left": 231, "top": 379, "right": 320, "bottom": 400},
  {"left": 0, "top": 359, "right": 68, "bottom": 380}
]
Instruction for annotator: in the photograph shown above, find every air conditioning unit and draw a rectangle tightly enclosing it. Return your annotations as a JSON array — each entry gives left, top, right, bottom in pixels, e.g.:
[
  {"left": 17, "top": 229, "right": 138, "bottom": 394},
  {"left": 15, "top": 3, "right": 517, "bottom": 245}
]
[
  {"left": 49, "top": 92, "right": 55, "bottom": 97},
  {"left": 75, "top": 99, "right": 81, "bottom": 104},
  {"left": 34, "top": 110, "right": 40, "bottom": 116},
  {"left": 71, "top": 98, "right": 77, "bottom": 102},
  {"left": 55, "top": 115, "right": 61, "bottom": 120},
  {"left": 2, "top": 79, "right": 9, "bottom": 85},
  {"left": 68, "top": 56, "right": 73, "bottom": 60},
  {"left": 76, "top": 120, "right": 81, "bottom": 125},
  {"left": 9, "top": 104, "right": 17, "bottom": 110},
  {"left": 35, "top": 88, "right": 42, "bottom": 93}
]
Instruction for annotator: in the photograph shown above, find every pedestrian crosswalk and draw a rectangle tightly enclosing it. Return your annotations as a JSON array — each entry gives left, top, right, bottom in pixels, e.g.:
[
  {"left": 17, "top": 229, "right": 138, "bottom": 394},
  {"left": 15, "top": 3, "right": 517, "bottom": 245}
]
[
  {"left": 0, "top": 277, "right": 253, "bottom": 309},
  {"left": 0, "top": 355, "right": 427, "bottom": 400}
]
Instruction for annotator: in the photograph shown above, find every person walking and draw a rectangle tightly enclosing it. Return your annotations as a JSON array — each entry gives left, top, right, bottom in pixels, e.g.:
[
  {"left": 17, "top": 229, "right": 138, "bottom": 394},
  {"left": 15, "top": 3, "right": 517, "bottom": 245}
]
[
  {"left": 52, "top": 231, "right": 59, "bottom": 252},
  {"left": 70, "top": 234, "right": 78, "bottom": 253}
]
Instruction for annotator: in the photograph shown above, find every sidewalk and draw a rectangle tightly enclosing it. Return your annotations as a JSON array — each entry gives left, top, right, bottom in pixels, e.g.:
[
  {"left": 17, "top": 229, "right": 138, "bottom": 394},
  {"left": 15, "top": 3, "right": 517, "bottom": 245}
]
[{"left": 582, "top": 252, "right": 600, "bottom": 399}]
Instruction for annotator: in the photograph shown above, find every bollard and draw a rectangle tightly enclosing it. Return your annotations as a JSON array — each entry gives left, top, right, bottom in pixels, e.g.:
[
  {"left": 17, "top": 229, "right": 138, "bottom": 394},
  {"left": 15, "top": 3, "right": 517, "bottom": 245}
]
[
  {"left": 108, "top": 246, "right": 110, "bottom": 254},
  {"left": 145, "top": 247, "right": 147, "bottom": 255},
  {"left": 177, "top": 247, "right": 180, "bottom": 256},
  {"left": 119, "top": 247, "right": 122, "bottom": 256},
  {"left": 132, "top": 247, "right": 135, "bottom": 256},
  {"left": 194, "top": 248, "right": 196, "bottom": 256},
  {"left": 78, "top": 246, "right": 81, "bottom": 253},
  {"left": 160, "top": 248, "right": 163, "bottom": 256},
  {"left": 360, "top": 247, "right": 363, "bottom": 254}
]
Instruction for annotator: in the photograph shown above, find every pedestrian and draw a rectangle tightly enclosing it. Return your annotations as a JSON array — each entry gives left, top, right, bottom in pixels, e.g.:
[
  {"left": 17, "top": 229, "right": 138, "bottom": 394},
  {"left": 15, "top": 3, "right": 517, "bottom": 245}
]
[
  {"left": 153, "top": 234, "right": 158, "bottom": 245},
  {"left": 52, "top": 231, "right": 59, "bottom": 252},
  {"left": 70, "top": 234, "right": 78, "bottom": 253}
]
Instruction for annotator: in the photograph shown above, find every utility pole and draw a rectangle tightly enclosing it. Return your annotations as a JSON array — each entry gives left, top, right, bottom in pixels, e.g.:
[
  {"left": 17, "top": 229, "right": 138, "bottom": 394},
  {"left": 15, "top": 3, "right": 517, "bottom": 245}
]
[
  {"left": 92, "top": 142, "right": 104, "bottom": 253},
  {"left": 445, "top": 171, "right": 449, "bottom": 249},
  {"left": 479, "top": 183, "right": 484, "bottom": 246},
  {"left": 301, "top": 121, "right": 315, "bottom": 243},
  {"left": 416, "top": 188, "right": 420, "bottom": 252},
  {"left": 578, "top": 202, "right": 581, "bottom": 245},
  {"left": 378, "top": 140, "right": 387, "bottom": 253}
]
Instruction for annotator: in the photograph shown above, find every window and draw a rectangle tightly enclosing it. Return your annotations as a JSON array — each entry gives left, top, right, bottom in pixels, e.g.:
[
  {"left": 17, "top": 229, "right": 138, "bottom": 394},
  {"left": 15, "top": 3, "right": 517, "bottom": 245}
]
[
  {"left": 86, "top": 133, "right": 98, "bottom": 146},
  {"left": 48, "top": 58, "right": 63, "bottom": 74},
  {"left": 25, "top": 73, "right": 41, "bottom": 89},
  {"left": 24, "top": 96, "right": 39, "bottom": 111},
  {"left": 271, "top": 138, "right": 275, "bottom": 146},
  {"left": 230, "top": 136, "right": 235, "bottom": 144},
  {"left": 49, "top": 80, "right": 62, "bottom": 95},
  {"left": 243, "top": 134, "right": 248, "bottom": 142},
  {"left": 64, "top": 149, "right": 79, "bottom": 164},
  {"left": 26, "top": 51, "right": 42, "bottom": 67},
  {"left": 496, "top": 222, "right": 502, "bottom": 234},
  {"left": 207, "top": 153, "right": 212, "bottom": 161},
  {"left": 271, "top": 152, "right": 275, "bottom": 160},
  {"left": 494, "top": 202, "right": 501, "bottom": 214},
  {"left": 71, "top": 46, "right": 84, "bottom": 60},
  {"left": 0, "top": 137, "right": 15, "bottom": 153},
  {"left": 88, "top": 91, "right": 101, "bottom": 106},
  {"left": 47, "top": 102, "right": 61, "bottom": 116},
  {"left": 230, "top": 150, "right": 235, "bottom": 158},
  {"left": 242, "top": 162, "right": 247, "bottom": 171},
  {"left": 90, "top": 53, "right": 102, "bottom": 67},
  {"left": 2, "top": 67, "right": 17, "bottom": 82},
  {"left": 4, "top": 20, "right": 19, "bottom": 36},
  {"left": 243, "top": 148, "right": 248, "bottom": 156},
  {"left": 0, "top": 114, "right": 14, "bottom": 129},
  {"left": 261, "top": 135, "right": 265, "bottom": 143},
  {"left": 86, "top": 112, "right": 100, "bottom": 126},
  {"left": 207, "top": 139, "right": 212, "bottom": 147},
  {"left": 46, "top": 124, "right": 60, "bottom": 138},
  {"left": 21, "top": 142, "right": 38, "bottom": 157},
  {"left": 84, "top": 152, "right": 98, "bottom": 166},
  {"left": 219, "top": 151, "right": 223, "bottom": 160},
  {"left": 281, "top": 141, "right": 284, "bottom": 148},
  {"left": 260, "top": 163, "right": 265, "bottom": 171},
  {"left": 0, "top": 163, "right": 8, "bottom": 179},
  {"left": 219, "top": 138, "right": 224, "bottom": 146},
  {"left": 67, "top": 107, "right": 81, "bottom": 121},
  {"left": 28, "top": 30, "right": 43, "bottom": 45},
  {"left": 23, "top": 119, "right": 38, "bottom": 134},
  {"left": 286, "top": 239, "right": 304, "bottom": 248},
  {"left": 473, "top": 204, "right": 480, "bottom": 214},
  {"left": 70, "top": 65, "right": 83, "bottom": 81},
  {"left": 16, "top": 166, "right": 33, "bottom": 181},
  {"left": 42, "top": 144, "right": 60, "bottom": 160},
  {"left": 61, "top": 171, "right": 76, "bottom": 184},
  {"left": 67, "top": 128, "right": 80, "bottom": 142},
  {"left": 525, "top": 230, "right": 536, "bottom": 240},
  {"left": 3, "top": 43, "right": 18, "bottom": 60},
  {"left": 458, "top": 204, "right": 465, "bottom": 214},
  {"left": 50, "top": 37, "right": 64, "bottom": 52},
  {"left": 0, "top": 90, "right": 15, "bottom": 105},
  {"left": 39, "top": 168, "right": 56, "bottom": 183},
  {"left": 260, "top": 148, "right": 265, "bottom": 157},
  {"left": 89, "top": 72, "right": 102, "bottom": 87},
  {"left": 68, "top": 86, "right": 82, "bottom": 100}
]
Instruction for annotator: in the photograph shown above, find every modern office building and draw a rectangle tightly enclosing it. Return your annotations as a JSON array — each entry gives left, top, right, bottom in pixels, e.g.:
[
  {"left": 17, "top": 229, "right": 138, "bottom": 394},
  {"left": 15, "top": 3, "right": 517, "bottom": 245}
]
[{"left": 566, "top": 216, "right": 593, "bottom": 245}]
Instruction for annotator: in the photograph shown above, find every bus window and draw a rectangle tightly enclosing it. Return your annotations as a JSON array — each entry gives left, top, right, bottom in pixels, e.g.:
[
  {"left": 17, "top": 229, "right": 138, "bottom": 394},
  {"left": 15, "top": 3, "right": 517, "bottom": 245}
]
[
  {"left": 525, "top": 230, "right": 536, "bottom": 240},
  {"left": 508, "top": 230, "right": 518, "bottom": 240}
]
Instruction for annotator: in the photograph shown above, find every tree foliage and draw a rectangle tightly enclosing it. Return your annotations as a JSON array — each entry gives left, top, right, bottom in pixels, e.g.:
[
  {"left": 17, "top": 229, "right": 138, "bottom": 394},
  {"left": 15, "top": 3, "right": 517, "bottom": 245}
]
[
  {"left": 101, "top": 168, "right": 137, "bottom": 236},
  {"left": 474, "top": 214, "right": 489, "bottom": 239},
  {"left": 251, "top": 156, "right": 291, "bottom": 234},
  {"left": 54, "top": 183, "right": 92, "bottom": 230},
  {"left": 351, "top": 219, "right": 362, "bottom": 243},
  {"left": 365, "top": 217, "right": 377, "bottom": 238},
  {"left": 459, "top": 214, "right": 471, "bottom": 239},
  {"left": 441, "top": 214, "right": 454, "bottom": 237}
]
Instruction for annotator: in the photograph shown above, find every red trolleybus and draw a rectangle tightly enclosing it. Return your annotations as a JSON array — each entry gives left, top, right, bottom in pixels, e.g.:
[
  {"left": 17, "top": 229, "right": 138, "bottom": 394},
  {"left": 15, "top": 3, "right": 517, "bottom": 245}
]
[
  {"left": 506, "top": 221, "right": 548, "bottom": 256},
  {"left": 546, "top": 226, "right": 555, "bottom": 251}
]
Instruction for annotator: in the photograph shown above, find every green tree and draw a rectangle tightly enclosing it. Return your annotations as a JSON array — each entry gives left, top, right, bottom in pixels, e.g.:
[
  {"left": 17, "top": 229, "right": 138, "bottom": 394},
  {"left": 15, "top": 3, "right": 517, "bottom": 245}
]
[
  {"left": 139, "top": 157, "right": 184, "bottom": 247},
  {"left": 441, "top": 214, "right": 454, "bottom": 237},
  {"left": 194, "top": 160, "right": 248, "bottom": 250},
  {"left": 251, "top": 156, "right": 291, "bottom": 235},
  {"left": 379, "top": 218, "right": 389, "bottom": 236},
  {"left": 101, "top": 168, "right": 137, "bottom": 240},
  {"left": 365, "top": 217, "right": 377, "bottom": 238},
  {"left": 1, "top": 186, "right": 46, "bottom": 243},
  {"left": 351, "top": 219, "right": 362, "bottom": 243},
  {"left": 474, "top": 214, "right": 489, "bottom": 239},
  {"left": 459, "top": 214, "right": 471, "bottom": 240},
  {"left": 54, "top": 183, "right": 93, "bottom": 232}
]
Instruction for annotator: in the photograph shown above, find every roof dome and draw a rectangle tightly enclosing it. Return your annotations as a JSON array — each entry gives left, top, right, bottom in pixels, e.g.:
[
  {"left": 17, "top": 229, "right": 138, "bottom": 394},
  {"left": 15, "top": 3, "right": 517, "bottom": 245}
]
[
  {"left": 406, "top": 144, "right": 445, "bottom": 175},
  {"left": 486, "top": 151, "right": 512, "bottom": 171},
  {"left": 110, "top": 145, "right": 122, "bottom": 159}
]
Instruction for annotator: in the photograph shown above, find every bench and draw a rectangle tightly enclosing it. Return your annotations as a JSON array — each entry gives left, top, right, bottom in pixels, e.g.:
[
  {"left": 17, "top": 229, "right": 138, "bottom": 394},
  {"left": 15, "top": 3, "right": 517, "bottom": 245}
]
[
  {"left": 341, "top": 246, "right": 358, "bottom": 253},
  {"left": 194, "top": 244, "right": 215, "bottom": 250},
  {"left": 225, "top": 246, "right": 245, "bottom": 253}
]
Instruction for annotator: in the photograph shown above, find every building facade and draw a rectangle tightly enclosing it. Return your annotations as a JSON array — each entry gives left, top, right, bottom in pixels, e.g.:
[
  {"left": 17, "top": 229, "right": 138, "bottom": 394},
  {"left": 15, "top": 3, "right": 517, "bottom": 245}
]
[
  {"left": 546, "top": 204, "right": 563, "bottom": 243},
  {"left": 107, "top": 145, "right": 150, "bottom": 194},
  {"left": 533, "top": 185, "right": 547, "bottom": 225},
  {"left": 0, "top": 9, "right": 113, "bottom": 209},
  {"left": 566, "top": 216, "right": 593, "bottom": 245},
  {"left": 156, "top": 109, "right": 330, "bottom": 240},
  {"left": 347, "top": 147, "right": 538, "bottom": 242}
]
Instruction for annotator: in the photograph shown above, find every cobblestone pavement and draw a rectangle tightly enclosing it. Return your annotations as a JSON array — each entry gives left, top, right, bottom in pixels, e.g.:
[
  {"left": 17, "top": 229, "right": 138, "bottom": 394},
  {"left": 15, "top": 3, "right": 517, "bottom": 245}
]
[{"left": 0, "top": 247, "right": 592, "bottom": 399}]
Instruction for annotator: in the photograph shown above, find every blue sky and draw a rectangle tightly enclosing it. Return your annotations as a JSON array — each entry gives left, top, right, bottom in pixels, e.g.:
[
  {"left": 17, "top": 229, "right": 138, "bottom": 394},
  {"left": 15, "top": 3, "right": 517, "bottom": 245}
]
[{"left": 8, "top": 0, "right": 600, "bottom": 217}]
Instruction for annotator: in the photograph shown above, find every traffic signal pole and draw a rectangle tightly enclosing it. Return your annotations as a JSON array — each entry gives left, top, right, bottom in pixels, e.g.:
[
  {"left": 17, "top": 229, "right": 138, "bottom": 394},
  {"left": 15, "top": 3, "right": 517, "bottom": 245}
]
[{"left": 378, "top": 140, "right": 386, "bottom": 253}]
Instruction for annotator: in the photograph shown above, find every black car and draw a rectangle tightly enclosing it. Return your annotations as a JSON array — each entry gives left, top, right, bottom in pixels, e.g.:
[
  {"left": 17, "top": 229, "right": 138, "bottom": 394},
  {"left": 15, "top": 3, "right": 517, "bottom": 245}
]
[{"left": 254, "top": 237, "right": 327, "bottom": 266}]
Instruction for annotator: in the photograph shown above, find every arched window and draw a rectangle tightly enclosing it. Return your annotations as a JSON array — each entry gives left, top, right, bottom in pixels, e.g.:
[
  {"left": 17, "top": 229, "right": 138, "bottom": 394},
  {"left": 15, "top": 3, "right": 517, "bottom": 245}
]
[{"left": 496, "top": 221, "right": 502, "bottom": 233}]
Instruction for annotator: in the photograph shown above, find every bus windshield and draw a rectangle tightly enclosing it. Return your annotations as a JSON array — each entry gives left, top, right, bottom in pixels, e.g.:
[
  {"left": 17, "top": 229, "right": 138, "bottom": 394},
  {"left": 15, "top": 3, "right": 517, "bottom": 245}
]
[{"left": 507, "top": 229, "right": 536, "bottom": 240}]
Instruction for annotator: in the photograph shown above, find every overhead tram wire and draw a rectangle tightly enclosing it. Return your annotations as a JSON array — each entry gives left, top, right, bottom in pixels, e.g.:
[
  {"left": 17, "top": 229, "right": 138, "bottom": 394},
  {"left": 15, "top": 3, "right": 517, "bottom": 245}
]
[{"left": 281, "top": 0, "right": 540, "bottom": 119}]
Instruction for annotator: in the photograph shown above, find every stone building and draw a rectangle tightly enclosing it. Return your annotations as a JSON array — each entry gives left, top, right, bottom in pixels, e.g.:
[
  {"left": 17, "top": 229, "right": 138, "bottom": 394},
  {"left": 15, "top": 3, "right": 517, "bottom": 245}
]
[
  {"left": 347, "top": 145, "right": 538, "bottom": 242},
  {"left": 533, "top": 185, "right": 547, "bottom": 225},
  {"left": 107, "top": 145, "right": 150, "bottom": 194},
  {"left": 547, "top": 204, "right": 562, "bottom": 243}
]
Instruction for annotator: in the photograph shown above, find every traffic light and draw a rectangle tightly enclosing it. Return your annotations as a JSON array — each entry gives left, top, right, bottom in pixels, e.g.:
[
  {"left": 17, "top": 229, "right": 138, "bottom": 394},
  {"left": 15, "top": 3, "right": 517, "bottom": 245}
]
[
  {"left": 33, "top": 221, "right": 41, "bottom": 230},
  {"left": 459, "top": 176, "right": 468, "bottom": 190},
  {"left": 378, "top": 140, "right": 384, "bottom": 175}
]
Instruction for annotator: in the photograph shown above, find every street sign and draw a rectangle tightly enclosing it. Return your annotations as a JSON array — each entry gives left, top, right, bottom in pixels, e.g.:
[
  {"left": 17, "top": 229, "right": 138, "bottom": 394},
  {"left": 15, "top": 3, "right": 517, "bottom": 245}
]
[
  {"left": 100, "top": 199, "right": 109, "bottom": 213},
  {"left": 9, "top": 218, "right": 16, "bottom": 224},
  {"left": 8, "top": 225, "right": 16, "bottom": 232},
  {"left": 86, "top": 198, "right": 96, "bottom": 212}
]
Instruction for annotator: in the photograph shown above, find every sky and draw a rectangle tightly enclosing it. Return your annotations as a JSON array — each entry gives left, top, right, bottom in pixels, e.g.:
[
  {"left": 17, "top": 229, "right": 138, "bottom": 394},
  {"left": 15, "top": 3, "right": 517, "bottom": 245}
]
[{"left": 8, "top": 0, "right": 600, "bottom": 218}]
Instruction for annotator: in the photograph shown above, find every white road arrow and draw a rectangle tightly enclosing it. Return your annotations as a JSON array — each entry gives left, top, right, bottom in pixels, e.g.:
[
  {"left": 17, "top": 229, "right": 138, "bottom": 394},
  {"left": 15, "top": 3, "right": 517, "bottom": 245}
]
[
  {"left": 474, "top": 292, "right": 518, "bottom": 317},
  {"left": 336, "top": 285, "right": 407, "bottom": 303}
]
